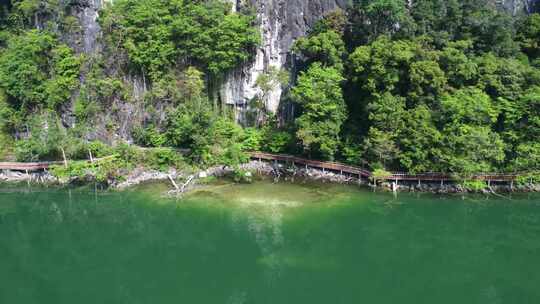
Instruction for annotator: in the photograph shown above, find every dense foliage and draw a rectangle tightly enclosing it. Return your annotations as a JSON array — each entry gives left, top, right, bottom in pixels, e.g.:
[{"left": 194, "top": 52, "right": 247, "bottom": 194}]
[
  {"left": 290, "top": 0, "right": 540, "bottom": 174},
  {"left": 0, "top": 0, "right": 259, "bottom": 168},
  {"left": 99, "top": 0, "right": 259, "bottom": 80},
  {"left": 1, "top": 0, "right": 540, "bottom": 178}
]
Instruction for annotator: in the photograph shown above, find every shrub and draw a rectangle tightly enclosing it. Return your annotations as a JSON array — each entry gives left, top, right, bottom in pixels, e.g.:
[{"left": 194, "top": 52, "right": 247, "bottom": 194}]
[
  {"left": 232, "top": 168, "right": 253, "bottom": 183},
  {"left": 0, "top": 132, "right": 12, "bottom": 160},
  {"left": 263, "top": 130, "right": 292, "bottom": 153},
  {"left": 113, "top": 143, "right": 143, "bottom": 168},
  {"left": 370, "top": 169, "right": 392, "bottom": 184},
  {"left": 516, "top": 172, "right": 540, "bottom": 186},
  {"left": 241, "top": 127, "right": 263, "bottom": 151},
  {"left": 144, "top": 148, "right": 184, "bottom": 171},
  {"left": 50, "top": 156, "right": 122, "bottom": 183},
  {"left": 88, "top": 141, "right": 114, "bottom": 158},
  {"left": 132, "top": 125, "right": 167, "bottom": 147},
  {"left": 461, "top": 180, "right": 488, "bottom": 192}
]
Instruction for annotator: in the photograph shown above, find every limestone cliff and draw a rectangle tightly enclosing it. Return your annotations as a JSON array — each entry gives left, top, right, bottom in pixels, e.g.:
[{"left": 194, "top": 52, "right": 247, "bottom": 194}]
[
  {"left": 496, "top": 0, "right": 538, "bottom": 15},
  {"left": 221, "top": 0, "right": 350, "bottom": 119},
  {"left": 61, "top": 0, "right": 539, "bottom": 132},
  {"left": 220, "top": 0, "right": 539, "bottom": 119}
]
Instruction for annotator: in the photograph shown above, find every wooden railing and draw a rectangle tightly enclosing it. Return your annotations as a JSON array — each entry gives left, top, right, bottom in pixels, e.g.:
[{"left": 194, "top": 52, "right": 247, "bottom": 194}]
[
  {"left": 249, "top": 152, "right": 519, "bottom": 183},
  {"left": 0, "top": 156, "right": 115, "bottom": 172},
  {"left": 250, "top": 152, "right": 372, "bottom": 178},
  {"left": 0, "top": 152, "right": 520, "bottom": 183},
  {"left": 0, "top": 161, "right": 64, "bottom": 171},
  {"left": 388, "top": 172, "right": 518, "bottom": 182}
]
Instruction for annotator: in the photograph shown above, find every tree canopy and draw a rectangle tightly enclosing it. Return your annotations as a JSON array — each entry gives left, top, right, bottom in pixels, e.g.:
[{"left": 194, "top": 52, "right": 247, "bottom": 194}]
[{"left": 1, "top": 0, "right": 540, "bottom": 177}]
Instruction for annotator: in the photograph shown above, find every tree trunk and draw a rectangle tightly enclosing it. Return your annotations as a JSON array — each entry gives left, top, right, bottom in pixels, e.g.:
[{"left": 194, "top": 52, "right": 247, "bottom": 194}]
[{"left": 61, "top": 147, "right": 68, "bottom": 168}]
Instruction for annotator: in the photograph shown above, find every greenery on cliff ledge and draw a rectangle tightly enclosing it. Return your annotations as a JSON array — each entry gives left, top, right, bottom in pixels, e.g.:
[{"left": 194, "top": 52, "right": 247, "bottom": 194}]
[{"left": 0, "top": 0, "right": 539, "bottom": 177}]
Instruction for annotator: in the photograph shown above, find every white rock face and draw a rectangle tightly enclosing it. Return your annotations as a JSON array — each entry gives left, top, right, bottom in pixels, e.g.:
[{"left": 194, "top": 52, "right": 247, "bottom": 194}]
[
  {"left": 220, "top": 0, "right": 539, "bottom": 123},
  {"left": 221, "top": 0, "right": 285, "bottom": 121},
  {"left": 497, "top": 0, "right": 538, "bottom": 14},
  {"left": 75, "top": 0, "right": 539, "bottom": 129},
  {"left": 221, "top": 0, "right": 349, "bottom": 121},
  {"left": 77, "top": 0, "right": 114, "bottom": 54}
]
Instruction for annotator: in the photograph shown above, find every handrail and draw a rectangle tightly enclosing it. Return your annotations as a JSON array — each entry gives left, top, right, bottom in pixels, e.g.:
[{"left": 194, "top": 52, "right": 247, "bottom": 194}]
[
  {"left": 249, "top": 152, "right": 372, "bottom": 177},
  {"left": 0, "top": 152, "right": 521, "bottom": 182},
  {"left": 0, "top": 156, "right": 116, "bottom": 172},
  {"left": 0, "top": 161, "right": 64, "bottom": 171},
  {"left": 248, "top": 152, "right": 519, "bottom": 182}
]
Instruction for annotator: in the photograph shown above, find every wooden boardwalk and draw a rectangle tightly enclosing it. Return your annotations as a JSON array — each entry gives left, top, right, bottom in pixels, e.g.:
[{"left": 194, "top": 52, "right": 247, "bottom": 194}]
[
  {"left": 250, "top": 152, "right": 372, "bottom": 178},
  {"left": 0, "top": 156, "right": 115, "bottom": 172},
  {"left": 0, "top": 161, "right": 64, "bottom": 171},
  {"left": 249, "top": 152, "right": 519, "bottom": 183},
  {"left": 0, "top": 152, "right": 519, "bottom": 183}
]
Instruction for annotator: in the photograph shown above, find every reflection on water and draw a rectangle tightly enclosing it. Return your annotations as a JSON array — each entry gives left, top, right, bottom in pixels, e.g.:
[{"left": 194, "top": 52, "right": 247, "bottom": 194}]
[{"left": 0, "top": 182, "right": 540, "bottom": 304}]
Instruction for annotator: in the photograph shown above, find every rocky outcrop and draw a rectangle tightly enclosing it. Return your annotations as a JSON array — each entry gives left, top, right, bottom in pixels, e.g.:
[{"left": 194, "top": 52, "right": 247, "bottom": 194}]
[
  {"left": 0, "top": 170, "right": 57, "bottom": 184},
  {"left": 496, "top": 0, "right": 538, "bottom": 15},
  {"left": 221, "top": 0, "right": 350, "bottom": 119},
  {"left": 56, "top": 0, "right": 110, "bottom": 54},
  {"left": 76, "top": 0, "right": 106, "bottom": 54},
  {"left": 221, "top": 0, "right": 538, "bottom": 122},
  {"left": 53, "top": 0, "right": 540, "bottom": 129}
]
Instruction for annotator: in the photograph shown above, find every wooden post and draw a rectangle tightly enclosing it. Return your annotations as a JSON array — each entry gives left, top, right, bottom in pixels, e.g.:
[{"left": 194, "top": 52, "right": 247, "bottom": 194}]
[
  {"left": 88, "top": 149, "right": 94, "bottom": 163},
  {"left": 61, "top": 147, "right": 68, "bottom": 168},
  {"left": 168, "top": 175, "right": 180, "bottom": 192},
  {"left": 180, "top": 176, "right": 195, "bottom": 193}
]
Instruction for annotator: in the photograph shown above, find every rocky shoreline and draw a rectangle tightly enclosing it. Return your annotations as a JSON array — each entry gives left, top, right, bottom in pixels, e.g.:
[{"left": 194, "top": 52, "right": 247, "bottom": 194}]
[
  {"left": 0, "top": 170, "right": 57, "bottom": 184},
  {"left": 1, "top": 161, "right": 539, "bottom": 194},
  {"left": 246, "top": 161, "right": 540, "bottom": 194}
]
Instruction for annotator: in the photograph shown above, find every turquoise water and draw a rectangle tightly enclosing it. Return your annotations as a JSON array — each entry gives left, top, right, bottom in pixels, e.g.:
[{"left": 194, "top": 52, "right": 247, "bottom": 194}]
[{"left": 1, "top": 181, "right": 539, "bottom": 303}]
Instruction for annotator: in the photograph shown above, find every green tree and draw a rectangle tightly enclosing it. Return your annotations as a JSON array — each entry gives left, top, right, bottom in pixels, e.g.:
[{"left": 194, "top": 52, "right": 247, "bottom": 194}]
[
  {"left": 511, "top": 142, "right": 540, "bottom": 171},
  {"left": 294, "top": 30, "right": 346, "bottom": 71},
  {"left": 100, "top": 0, "right": 259, "bottom": 80},
  {"left": 517, "top": 13, "right": 540, "bottom": 61},
  {"left": 398, "top": 105, "right": 442, "bottom": 173},
  {"left": 439, "top": 40, "right": 478, "bottom": 87},
  {"left": 366, "top": 92, "right": 406, "bottom": 133},
  {"left": 363, "top": 128, "right": 400, "bottom": 169},
  {"left": 438, "top": 88, "right": 505, "bottom": 174},
  {"left": 503, "top": 86, "right": 540, "bottom": 169},
  {"left": 439, "top": 87, "right": 499, "bottom": 126},
  {"left": 0, "top": 30, "right": 81, "bottom": 110},
  {"left": 440, "top": 125, "right": 505, "bottom": 174},
  {"left": 349, "top": 0, "right": 409, "bottom": 43},
  {"left": 291, "top": 63, "right": 346, "bottom": 160},
  {"left": 311, "top": 10, "right": 348, "bottom": 35},
  {"left": 408, "top": 59, "right": 447, "bottom": 103},
  {"left": 349, "top": 36, "right": 415, "bottom": 94},
  {"left": 475, "top": 54, "right": 539, "bottom": 100},
  {"left": 459, "top": 3, "right": 518, "bottom": 56}
]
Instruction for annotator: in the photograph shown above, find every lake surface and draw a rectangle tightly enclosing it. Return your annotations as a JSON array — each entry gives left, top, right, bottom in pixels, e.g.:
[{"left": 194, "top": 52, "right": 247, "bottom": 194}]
[{"left": 1, "top": 181, "right": 540, "bottom": 304}]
